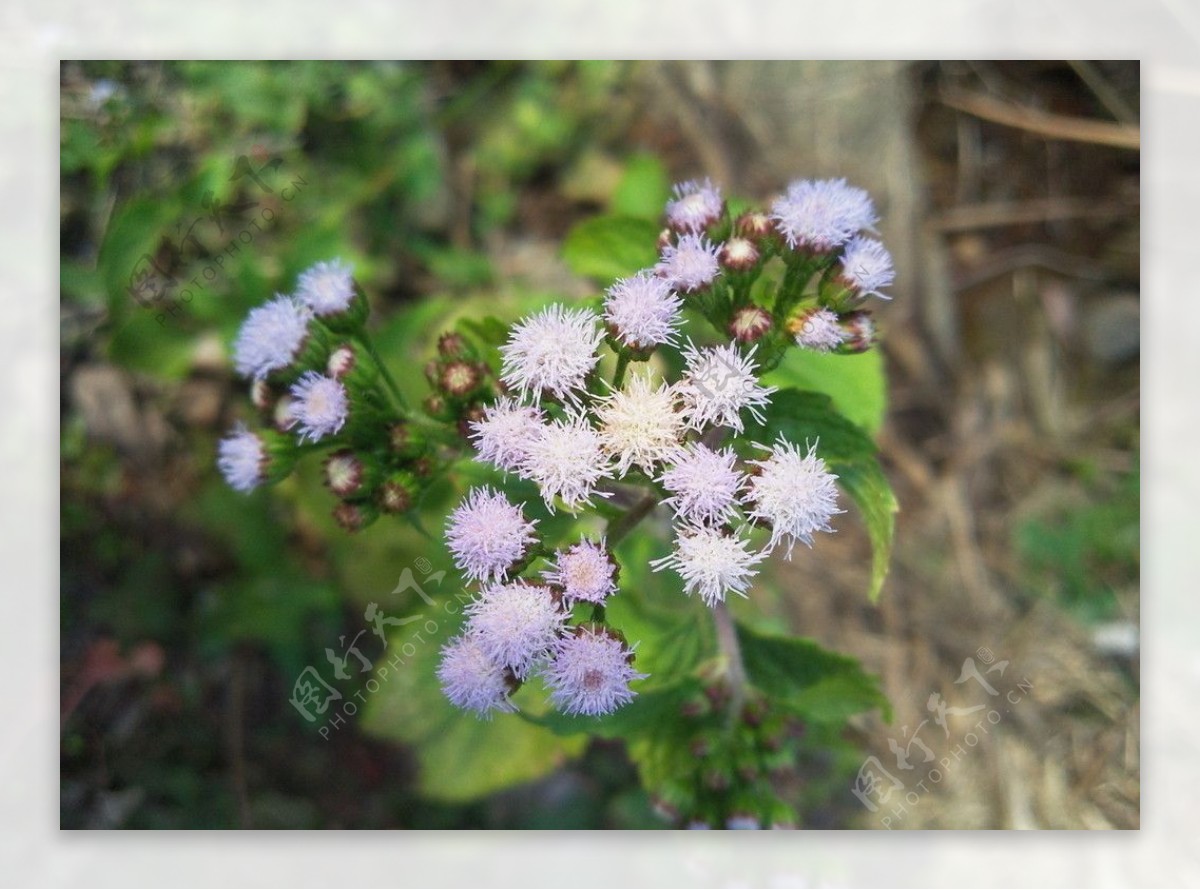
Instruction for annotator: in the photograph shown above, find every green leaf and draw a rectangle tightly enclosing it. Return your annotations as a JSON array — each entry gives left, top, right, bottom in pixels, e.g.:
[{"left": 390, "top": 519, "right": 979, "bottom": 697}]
[
  {"left": 743, "top": 388, "right": 898, "bottom": 601},
  {"left": 762, "top": 348, "right": 886, "bottom": 435},
  {"left": 737, "top": 621, "right": 891, "bottom": 723},
  {"left": 562, "top": 214, "right": 660, "bottom": 285},
  {"left": 359, "top": 613, "right": 585, "bottom": 802},
  {"left": 611, "top": 154, "right": 671, "bottom": 219}
]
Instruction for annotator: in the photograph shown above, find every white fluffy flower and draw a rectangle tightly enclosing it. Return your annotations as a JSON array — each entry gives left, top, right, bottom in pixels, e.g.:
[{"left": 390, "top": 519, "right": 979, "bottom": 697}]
[
  {"left": 595, "top": 372, "right": 686, "bottom": 476},
  {"left": 465, "top": 581, "right": 566, "bottom": 679},
  {"left": 296, "top": 258, "right": 356, "bottom": 316},
  {"left": 792, "top": 307, "right": 846, "bottom": 352},
  {"left": 521, "top": 413, "right": 612, "bottom": 513},
  {"left": 541, "top": 626, "right": 646, "bottom": 716},
  {"left": 665, "top": 178, "right": 723, "bottom": 233},
  {"left": 446, "top": 486, "right": 538, "bottom": 583},
  {"left": 233, "top": 295, "right": 312, "bottom": 380},
  {"left": 543, "top": 538, "right": 618, "bottom": 605},
  {"left": 743, "top": 438, "right": 843, "bottom": 557},
  {"left": 659, "top": 443, "right": 746, "bottom": 527},
  {"left": 651, "top": 524, "right": 765, "bottom": 607},
  {"left": 217, "top": 423, "right": 266, "bottom": 493},
  {"left": 437, "top": 634, "right": 518, "bottom": 718},
  {"left": 656, "top": 233, "right": 721, "bottom": 293},
  {"left": 678, "top": 341, "right": 775, "bottom": 433},
  {"left": 499, "top": 304, "right": 603, "bottom": 404},
  {"left": 468, "top": 398, "right": 545, "bottom": 475},
  {"left": 602, "top": 271, "right": 683, "bottom": 350},
  {"left": 287, "top": 372, "right": 349, "bottom": 442}
]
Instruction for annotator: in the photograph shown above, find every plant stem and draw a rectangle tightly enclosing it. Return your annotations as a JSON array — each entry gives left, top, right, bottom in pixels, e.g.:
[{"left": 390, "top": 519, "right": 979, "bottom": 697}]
[
  {"left": 612, "top": 350, "right": 630, "bottom": 390},
  {"left": 356, "top": 332, "right": 409, "bottom": 412},
  {"left": 606, "top": 490, "right": 659, "bottom": 547},
  {"left": 712, "top": 600, "right": 748, "bottom": 730}
]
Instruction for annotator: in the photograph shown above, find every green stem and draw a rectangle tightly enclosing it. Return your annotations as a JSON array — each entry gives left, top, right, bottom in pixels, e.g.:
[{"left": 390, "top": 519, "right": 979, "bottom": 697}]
[
  {"left": 612, "top": 350, "right": 631, "bottom": 390},
  {"left": 712, "top": 599, "right": 747, "bottom": 731},
  {"left": 356, "top": 332, "right": 409, "bottom": 413},
  {"left": 606, "top": 490, "right": 659, "bottom": 548}
]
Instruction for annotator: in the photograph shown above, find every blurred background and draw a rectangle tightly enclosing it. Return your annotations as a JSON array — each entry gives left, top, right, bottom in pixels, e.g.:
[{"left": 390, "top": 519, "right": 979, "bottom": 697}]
[{"left": 59, "top": 60, "right": 1139, "bottom": 829}]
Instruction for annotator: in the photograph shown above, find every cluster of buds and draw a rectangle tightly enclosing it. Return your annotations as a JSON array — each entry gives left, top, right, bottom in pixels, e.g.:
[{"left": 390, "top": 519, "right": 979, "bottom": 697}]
[
  {"left": 216, "top": 259, "right": 434, "bottom": 531},
  {"left": 655, "top": 177, "right": 894, "bottom": 359},
  {"left": 438, "top": 174, "right": 895, "bottom": 721},
  {"left": 653, "top": 687, "right": 803, "bottom": 830}
]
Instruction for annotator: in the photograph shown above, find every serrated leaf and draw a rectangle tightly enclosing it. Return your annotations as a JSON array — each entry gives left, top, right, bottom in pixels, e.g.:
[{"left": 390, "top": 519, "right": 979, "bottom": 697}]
[
  {"left": 562, "top": 214, "right": 660, "bottom": 285},
  {"left": 737, "top": 622, "right": 891, "bottom": 723},
  {"left": 359, "top": 614, "right": 585, "bottom": 802},
  {"left": 743, "top": 388, "right": 898, "bottom": 601}
]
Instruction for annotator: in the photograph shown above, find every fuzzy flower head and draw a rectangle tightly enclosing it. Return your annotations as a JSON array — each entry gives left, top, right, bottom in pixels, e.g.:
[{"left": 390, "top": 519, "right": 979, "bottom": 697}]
[
  {"left": 542, "top": 626, "right": 646, "bottom": 716},
  {"left": 287, "top": 372, "right": 349, "bottom": 442},
  {"left": 469, "top": 398, "right": 545, "bottom": 475},
  {"left": 233, "top": 295, "right": 312, "bottom": 380},
  {"left": 771, "top": 178, "right": 877, "bottom": 253},
  {"left": 790, "top": 307, "right": 846, "bottom": 353},
  {"left": 499, "top": 305, "right": 603, "bottom": 404},
  {"left": 838, "top": 235, "right": 895, "bottom": 300},
  {"left": 651, "top": 525, "right": 765, "bottom": 607},
  {"left": 218, "top": 424, "right": 266, "bottom": 493},
  {"left": 659, "top": 443, "right": 747, "bottom": 527},
  {"left": 521, "top": 413, "right": 612, "bottom": 513},
  {"left": 678, "top": 341, "right": 776, "bottom": 433},
  {"left": 602, "top": 272, "right": 683, "bottom": 350},
  {"left": 437, "top": 634, "right": 518, "bottom": 718},
  {"left": 744, "top": 438, "right": 843, "bottom": 557},
  {"left": 656, "top": 234, "right": 721, "bottom": 294},
  {"left": 446, "top": 486, "right": 538, "bottom": 583},
  {"left": 595, "top": 372, "right": 686, "bottom": 476},
  {"left": 296, "top": 259, "right": 356, "bottom": 317},
  {"left": 543, "top": 538, "right": 618, "bottom": 605},
  {"left": 665, "top": 178, "right": 724, "bottom": 233},
  {"left": 465, "top": 581, "right": 567, "bottom": 679}
]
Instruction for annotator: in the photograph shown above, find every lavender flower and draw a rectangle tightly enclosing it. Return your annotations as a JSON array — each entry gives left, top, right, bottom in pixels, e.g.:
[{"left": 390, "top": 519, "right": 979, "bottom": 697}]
[
  {"left": 771, "top": 178, "right": 877, "bottom": 252},
  {"left": 446, "top": 486, "right": 538, "bottom": 583},
  {"left": 602, "top": 271, "right": 683, "bottom": 350},
  {"left": 437, "top": 634, "right": 518, "bottom": 717},
  {"left": 656, "top": 234, "right": 721, "bottom": 293},
  {"left": 542, "top": 538, "right": 618, "bottom": 605},
  {"left": 541, "top": 626, "right": 646, "bottom": 716},
  {"left": 465, "top": 581, "right": 567, "bottom": 679},
  {"left": 791, "top": 307, "right": 846, "bottom": 352},
  {"left": 232, "top": 295, "right": 312, "bottom": 380},
  {"left": 659, "top": 443, "right": 746, "bottom": 527},
  {"left": 838, "top": 235, "right": 895, "bottom": 299},
  {"left": 287, "top": 372, "right": 349, "bottom": 442},
  {"left": 743, "top": 438, "right": 843, "bottom": 557},
  {"left": 296, "top": 258, "right": 356, "bottom": 317},
  {"left": 664, "top": 178, "right": 723, "bottom": 233},
  {"left": 217, "top": 423, "right": 266, "bottom": 493},
  {"left": 499, "top": 304, "right": 603, "bottom": 404}
]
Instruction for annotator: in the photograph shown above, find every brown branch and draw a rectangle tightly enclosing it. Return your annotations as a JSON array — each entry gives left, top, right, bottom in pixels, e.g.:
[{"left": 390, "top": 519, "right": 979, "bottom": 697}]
[
  {"left": 940, "top": 87, "right": 1140, "bottom": 151},
  {"left": 927, "top": 197, "right": 1129, "bottom": 233}
]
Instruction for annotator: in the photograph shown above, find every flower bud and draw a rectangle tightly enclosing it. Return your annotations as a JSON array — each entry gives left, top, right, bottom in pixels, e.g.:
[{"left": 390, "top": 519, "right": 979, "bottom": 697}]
[
  {"left": 387, "top": 422, "right": 427, "bottom": 460},
  {"left": 323, "top": 449, "right": 381, "bottom": 498},
  {"left": 836, "top": 310, "right": 876, "bottom": 353},
  {"left": 332, "top": 500, "right": 379, "bottom": 533},
  {"left": 377, "top": 470, "right": 420, "bottom": 513},
  {"left": 437, "top": 331, "right": 468, "bottom": 358},
  {"left": 727, "top": 306, "right": 773, "bottom": 344},
  {"left": 735, "top": 210, "right": 774, "bottom": 241},
  {"left": 718, "top": 237, "right": 760, "bottom": 272}
]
